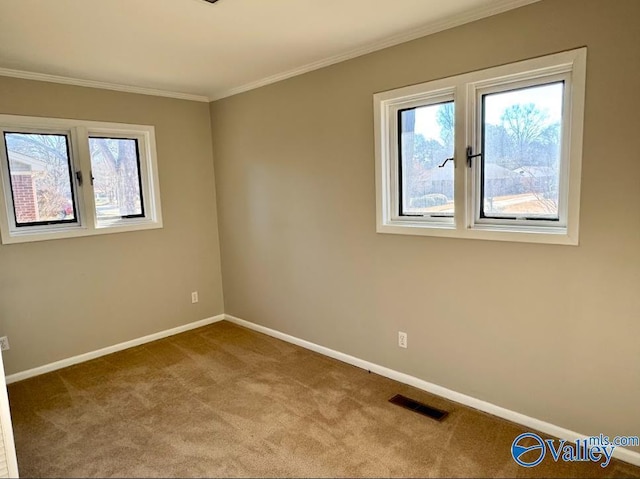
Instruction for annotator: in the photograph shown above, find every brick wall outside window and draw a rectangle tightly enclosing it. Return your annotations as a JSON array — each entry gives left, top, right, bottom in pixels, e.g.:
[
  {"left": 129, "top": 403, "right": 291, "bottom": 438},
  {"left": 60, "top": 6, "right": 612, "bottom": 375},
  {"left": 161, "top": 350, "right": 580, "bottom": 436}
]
[{"left": 10, "top": 174, "right": 37, "bottom": 223}]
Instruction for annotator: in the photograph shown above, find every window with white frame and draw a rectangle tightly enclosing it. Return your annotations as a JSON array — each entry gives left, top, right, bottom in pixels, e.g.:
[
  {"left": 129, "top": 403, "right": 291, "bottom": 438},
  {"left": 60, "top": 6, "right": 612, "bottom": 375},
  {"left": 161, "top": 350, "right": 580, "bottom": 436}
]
[
  {"left": 374, "top": 48, "right": 586, "bottom": 245},
  {"left": 0, "top": 115, "right": 162, "bottom": 244}
]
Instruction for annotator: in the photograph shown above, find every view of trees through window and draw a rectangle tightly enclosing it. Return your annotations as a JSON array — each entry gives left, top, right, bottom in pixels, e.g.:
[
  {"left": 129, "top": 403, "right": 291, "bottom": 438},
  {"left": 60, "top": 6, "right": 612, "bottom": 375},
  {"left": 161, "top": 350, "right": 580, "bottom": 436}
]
[
  {"left": 3, "top": 133, "right": 144, "bottom": 226},
  {"left": 400, "top": 101, "right": 455, "bottom": 216},
  {"left": 4, "top": 132, "right": 76, "bottom": 225},
  {"left": 89, "top": 137, "right": 143, "bottom": 220},
  {"left": 399, "top": 82, "right": 563, "bottom": 219},
  {"left": 482, "top": 82, "right": 563, "bottom": 219}
]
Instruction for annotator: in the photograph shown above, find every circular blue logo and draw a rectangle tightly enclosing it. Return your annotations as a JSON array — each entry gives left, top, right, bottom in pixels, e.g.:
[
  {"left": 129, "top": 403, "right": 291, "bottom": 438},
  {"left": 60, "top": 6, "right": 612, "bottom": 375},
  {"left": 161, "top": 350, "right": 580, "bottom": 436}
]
[{"left": 511, "top": 432, "right": 546, "bottom": 467}]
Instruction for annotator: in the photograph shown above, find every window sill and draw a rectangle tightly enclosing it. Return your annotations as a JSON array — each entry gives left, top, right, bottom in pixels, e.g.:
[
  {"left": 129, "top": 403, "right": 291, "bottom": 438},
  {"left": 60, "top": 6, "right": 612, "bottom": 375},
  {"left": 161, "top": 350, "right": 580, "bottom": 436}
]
[
  {"left": 377, "top": 221, "right": 578, "bottom": 245},
  {"left": 1, "top": 220, "right": 163, "bottom": 245}
]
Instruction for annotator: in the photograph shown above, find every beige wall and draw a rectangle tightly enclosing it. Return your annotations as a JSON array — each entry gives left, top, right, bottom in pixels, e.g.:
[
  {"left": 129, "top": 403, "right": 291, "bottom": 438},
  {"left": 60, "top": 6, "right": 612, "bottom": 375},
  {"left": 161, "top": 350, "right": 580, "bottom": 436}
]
[
  {"left": 211, "top": 0, "right": 640, "bottom": 444},
  {"left": 0, "top": 77, "right": 224, "bottom": 375}
]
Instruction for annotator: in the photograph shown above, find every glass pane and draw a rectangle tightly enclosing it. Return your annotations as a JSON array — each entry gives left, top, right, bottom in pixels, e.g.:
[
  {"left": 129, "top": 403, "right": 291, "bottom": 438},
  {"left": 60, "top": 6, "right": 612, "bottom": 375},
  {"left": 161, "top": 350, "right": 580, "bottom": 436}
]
[
  {"left": 482, "top": 82, "right": 563, "bottom": 219},
  {"left": 4, "top": 132, "right": 76, "bottom": 226},
  {"left": 89, "top": 137, "right": 144, "bottom": 220},
  {"left": 399, "top": 101, "right": 454, "bottom": 216}
]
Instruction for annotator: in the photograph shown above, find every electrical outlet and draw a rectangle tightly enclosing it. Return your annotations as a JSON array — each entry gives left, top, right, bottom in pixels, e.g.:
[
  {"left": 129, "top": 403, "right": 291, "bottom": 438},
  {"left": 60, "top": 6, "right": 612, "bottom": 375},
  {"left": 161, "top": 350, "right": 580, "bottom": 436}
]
[
  {"left": 398, "top": 331, "right": 407, "bottom": 349},
  {"left": 0, "top": 336, "right": 10, "bottom": 351},
  {"left": 191, "top": 291, "right": 199, "bottom": 304}
]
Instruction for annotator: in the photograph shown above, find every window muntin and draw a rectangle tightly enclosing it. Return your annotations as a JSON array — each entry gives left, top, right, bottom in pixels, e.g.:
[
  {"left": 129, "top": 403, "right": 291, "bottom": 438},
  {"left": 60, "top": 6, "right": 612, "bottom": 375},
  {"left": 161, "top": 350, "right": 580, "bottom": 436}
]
[
  {"left": 4, "top": 132, "right": 78, "bottom": 227},
  {"left": 89, "top": 137, "right": 145, "bottom": 221},
  {"left": 479, "top": 81, "right": 564, "bottom": 222},
  {"left": 398, "top": 101, "right": 455, "bottom": 218},
  {"left": 374, "top": 48, "right": 586, "bottom": 245}
]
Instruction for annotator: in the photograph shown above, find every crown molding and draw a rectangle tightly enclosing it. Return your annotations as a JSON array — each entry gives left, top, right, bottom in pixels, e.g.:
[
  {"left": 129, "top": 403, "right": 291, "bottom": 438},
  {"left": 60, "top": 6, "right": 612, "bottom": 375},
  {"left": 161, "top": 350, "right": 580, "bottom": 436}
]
[
  {"left": 0, "top": 0, "right": 538, "bottom": 103},
  {"left": 0, "top": 67, "right": 210, "bottom": 103},
  {"left": 210, "top": 0, "right": 540, "bottom": 101}
]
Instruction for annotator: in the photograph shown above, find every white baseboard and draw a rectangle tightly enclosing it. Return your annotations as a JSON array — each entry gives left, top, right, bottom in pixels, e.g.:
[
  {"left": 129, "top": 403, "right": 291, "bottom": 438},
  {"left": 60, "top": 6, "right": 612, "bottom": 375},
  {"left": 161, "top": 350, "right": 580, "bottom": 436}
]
[
  {"left": 224, "top": 314, "right": 640, "bottom": 468},
  {"left": 5, "top": 314, "right": 225, "bottom": 384}
]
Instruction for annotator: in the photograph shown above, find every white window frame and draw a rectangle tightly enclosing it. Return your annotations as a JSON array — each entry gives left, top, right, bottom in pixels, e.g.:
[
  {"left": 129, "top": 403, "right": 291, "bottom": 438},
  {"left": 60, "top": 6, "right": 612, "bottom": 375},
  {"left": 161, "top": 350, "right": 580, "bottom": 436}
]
[
  {"left": 0, "top": 115, "right": 163, "bottom": 244},
  {"left": 374, "top": 48, "right": 586, "bottom": 245},
  {"left": 392, "top": 90, "right": 456, "bottom": 227}
]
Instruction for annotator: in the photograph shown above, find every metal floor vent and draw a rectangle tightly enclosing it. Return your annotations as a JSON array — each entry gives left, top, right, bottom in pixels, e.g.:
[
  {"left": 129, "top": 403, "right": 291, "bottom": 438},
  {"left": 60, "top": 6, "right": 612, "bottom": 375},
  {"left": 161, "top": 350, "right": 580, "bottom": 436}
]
[{"left": 389, "top": 394, "right": 449, "bottom": 421}]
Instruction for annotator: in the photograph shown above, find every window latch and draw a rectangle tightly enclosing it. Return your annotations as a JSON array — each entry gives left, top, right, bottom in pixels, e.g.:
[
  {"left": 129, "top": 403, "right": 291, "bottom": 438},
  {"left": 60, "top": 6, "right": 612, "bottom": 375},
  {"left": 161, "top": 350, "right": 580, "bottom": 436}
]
[
  {"left": 438, "top": 157, "right": 454, "bottom": 168},
  {"left": 466, "top": 146, "right": 482, "bottom": 167},
  {"left": 75, "top": 170, "right": 83, "bottom": 186}
]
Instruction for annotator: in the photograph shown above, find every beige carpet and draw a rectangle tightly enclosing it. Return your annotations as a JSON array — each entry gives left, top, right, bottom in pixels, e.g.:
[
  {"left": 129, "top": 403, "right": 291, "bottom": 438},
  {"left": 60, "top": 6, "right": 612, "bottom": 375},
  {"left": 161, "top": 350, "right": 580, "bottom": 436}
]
[{"left": 7, "top": 321, "right": 640, "bottom": 478}]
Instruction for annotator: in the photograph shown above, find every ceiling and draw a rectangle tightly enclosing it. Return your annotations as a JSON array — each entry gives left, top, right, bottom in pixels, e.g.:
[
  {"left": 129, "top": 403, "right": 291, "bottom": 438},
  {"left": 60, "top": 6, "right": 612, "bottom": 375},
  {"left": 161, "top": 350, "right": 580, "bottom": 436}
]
[{"left": 0, "top": 0, "right": 536, "bottom": 101}]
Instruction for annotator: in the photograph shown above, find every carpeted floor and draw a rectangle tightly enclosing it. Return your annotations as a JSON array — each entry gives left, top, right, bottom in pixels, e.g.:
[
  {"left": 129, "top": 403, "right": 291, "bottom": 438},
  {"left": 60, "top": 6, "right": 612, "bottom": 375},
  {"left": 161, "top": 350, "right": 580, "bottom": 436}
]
[{"left": 7, "top": 321, "right": 640, "bottom": 478}]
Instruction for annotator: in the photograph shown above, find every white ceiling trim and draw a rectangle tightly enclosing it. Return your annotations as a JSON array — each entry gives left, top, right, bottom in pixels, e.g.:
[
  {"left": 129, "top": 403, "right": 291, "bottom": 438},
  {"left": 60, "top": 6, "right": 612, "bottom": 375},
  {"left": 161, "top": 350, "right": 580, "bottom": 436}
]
[
  {"left": 0, "top": 67, "right": 210, "bottom": 102},
  {"left": 211, "top": 0, "right": 540, "bottom": 100}
]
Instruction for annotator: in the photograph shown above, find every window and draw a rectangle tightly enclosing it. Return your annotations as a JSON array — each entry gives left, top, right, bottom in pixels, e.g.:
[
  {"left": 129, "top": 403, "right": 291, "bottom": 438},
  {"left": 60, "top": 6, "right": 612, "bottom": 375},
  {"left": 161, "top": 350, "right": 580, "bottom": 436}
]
[
  {"left": 0, "top": 115, "right": 162, "bottom": 244},
  {"left": 374, "top": 48, "right": 586, "bottom": 245},
  {"left": 399, "top": 100, "right": 455, "bottom": 220},
  {"left": 89, "top": 137, "right": 145, "bottom": 222},
  {"left": 480, "top": 82, "right": 563, "bottom": 221},
  {"left": 4, "top": 132, "right": 78, "bottom": 227}
]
